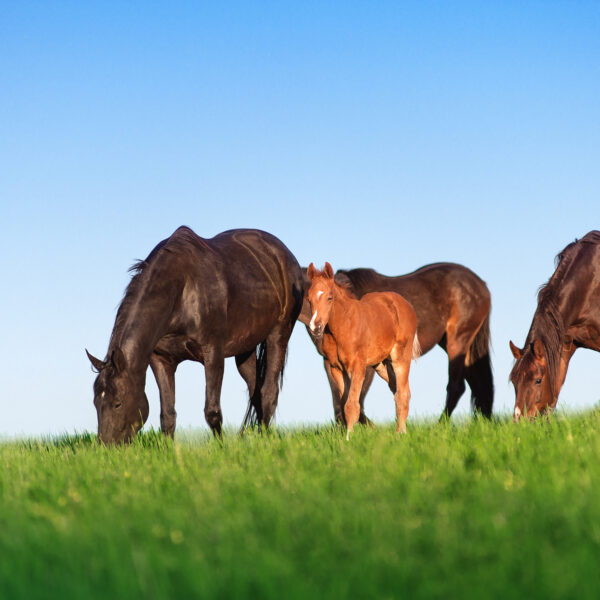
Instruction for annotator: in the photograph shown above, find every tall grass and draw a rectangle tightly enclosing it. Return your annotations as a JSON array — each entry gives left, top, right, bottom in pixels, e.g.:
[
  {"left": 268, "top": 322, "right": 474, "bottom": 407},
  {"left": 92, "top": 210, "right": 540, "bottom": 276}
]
[{"left": 2, "top": 412, "right": 600, "bottom": 599}]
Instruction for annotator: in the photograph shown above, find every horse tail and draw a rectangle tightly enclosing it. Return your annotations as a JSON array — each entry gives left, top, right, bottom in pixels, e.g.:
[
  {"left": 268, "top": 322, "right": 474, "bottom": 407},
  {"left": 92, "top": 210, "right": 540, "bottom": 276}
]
[
  {"left": 466, "top": 311, "right": 494, "bottom": 418},
  {"left": 242, "top": 341, "right": 268, "bottom": 429},
  {"left": 412, "top": 332, "right": 422, "bottom": 361}
]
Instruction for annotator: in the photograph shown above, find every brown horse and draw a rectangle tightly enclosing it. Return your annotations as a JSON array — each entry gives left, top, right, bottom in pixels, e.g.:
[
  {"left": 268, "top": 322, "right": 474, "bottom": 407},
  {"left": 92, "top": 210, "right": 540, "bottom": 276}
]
[
  {"left": 306, "top": 262, "right": 420, "bottom": 438},
  {"left": 300, "top": 263, "right": 493, "bottom": 423},
  {"left": 510, "top": 231, "right": 600, "bottom": 419}
]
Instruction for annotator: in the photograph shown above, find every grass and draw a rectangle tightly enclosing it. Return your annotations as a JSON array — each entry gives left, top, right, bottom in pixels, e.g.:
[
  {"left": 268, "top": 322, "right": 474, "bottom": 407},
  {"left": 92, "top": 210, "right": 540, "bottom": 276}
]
[{"left": 2, "top": 412, "right": 600, "bottom": 599}]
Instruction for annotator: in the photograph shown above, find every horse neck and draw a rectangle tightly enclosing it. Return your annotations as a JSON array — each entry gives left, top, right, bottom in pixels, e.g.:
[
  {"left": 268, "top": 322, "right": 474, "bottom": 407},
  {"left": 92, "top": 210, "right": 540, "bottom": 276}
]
[
  {"left": 527, "top": 284, "right": 573, "bottom": 397},
  {"left": 327, "top": 284, "right": 355, "bottom": 336},
  {"left": 109, "top": 277, "right": 177, "bottom": 373}
]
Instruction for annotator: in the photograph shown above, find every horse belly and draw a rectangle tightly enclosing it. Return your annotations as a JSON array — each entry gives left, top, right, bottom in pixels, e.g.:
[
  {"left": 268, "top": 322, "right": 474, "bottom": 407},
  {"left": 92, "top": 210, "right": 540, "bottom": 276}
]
[{"left": 223, "top": 294, "right": 283, "bottom": 356}]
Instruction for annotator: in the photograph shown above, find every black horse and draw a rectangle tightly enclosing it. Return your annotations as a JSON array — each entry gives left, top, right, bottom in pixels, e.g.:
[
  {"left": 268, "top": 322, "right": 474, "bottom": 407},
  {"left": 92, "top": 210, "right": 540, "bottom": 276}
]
[
  {"left": 299, "top": 263, "right": 493, "bottom": 423},
  {"left": 87, "top": 226, "right": 303, "bottom": 443}
]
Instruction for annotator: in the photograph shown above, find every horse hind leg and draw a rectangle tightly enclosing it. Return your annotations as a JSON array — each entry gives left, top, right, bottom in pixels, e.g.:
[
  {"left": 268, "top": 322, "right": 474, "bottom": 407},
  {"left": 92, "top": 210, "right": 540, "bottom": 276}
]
[
  {"left": 358, "top": 367, "right": 375, "bottom": 426},
  {"left": 441, "top": 354, "right": 467, "bottom": 420},
  {"left": 236, "top": 349, "right": 263, "bottom": 430},
  {"left": 465, "top": 354, "right": 494, "bottom": 418},
  {"left": 389, "top": 344, "right": 412, "bottom": 434},
  {"left": 259, "top": 324, "right": 294, "bottom": 428}
]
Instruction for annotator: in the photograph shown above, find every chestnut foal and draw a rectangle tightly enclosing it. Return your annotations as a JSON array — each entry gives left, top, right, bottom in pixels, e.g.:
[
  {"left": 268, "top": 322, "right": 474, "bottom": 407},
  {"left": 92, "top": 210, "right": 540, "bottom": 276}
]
[{"left": 307, "top": 262, "right": 420, "bottom": 438}]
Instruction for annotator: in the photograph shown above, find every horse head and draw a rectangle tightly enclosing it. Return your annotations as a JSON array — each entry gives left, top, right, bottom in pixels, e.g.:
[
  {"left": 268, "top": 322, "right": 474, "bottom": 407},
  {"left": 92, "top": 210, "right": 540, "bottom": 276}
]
[
  {"left": 509, "top": 339, "right": 555, "bottom": 420},
  {"left": 86, "top": 347, "right": 149, "bottom": 444},
  {"left": 306, "top": 262, "right": 336, "bottom": 338}
]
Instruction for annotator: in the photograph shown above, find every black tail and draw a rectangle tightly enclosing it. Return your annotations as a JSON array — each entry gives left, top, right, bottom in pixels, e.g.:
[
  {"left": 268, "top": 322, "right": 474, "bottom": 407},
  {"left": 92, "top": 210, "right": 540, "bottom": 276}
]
[
  {"left": 242, "top": 341, "right": 268, "bottom": 429},
  {"left": 466, "top": 312, "right": 494, "bottom": 418}
]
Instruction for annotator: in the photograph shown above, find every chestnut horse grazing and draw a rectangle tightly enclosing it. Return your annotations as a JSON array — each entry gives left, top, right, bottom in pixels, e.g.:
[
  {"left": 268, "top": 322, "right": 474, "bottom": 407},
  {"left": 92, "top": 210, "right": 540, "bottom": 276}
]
[
  {"left": 510, "top": 231, "right": 600, "bottom": 419},
  {"left": 86, "top": 226, "right": 303, "bottom": 444},
  {"left": 300, "top": 263, "right": 493, "bottom": 423},
  {"left": 307, "top": 262, "right": 420, "bottom": 438}
]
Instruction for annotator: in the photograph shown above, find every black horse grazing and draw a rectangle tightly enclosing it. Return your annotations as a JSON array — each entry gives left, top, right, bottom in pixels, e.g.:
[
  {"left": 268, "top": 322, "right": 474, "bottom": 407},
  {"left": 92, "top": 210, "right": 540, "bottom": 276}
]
[
  {"left": 299, "top": 263, "right": 493, "bottom": 422},
  {"left": 510, "top": 231, "right": 600, "bottom": 419},
  {"left": 87, "top": 226, "right": 303, "bottom": 444}
]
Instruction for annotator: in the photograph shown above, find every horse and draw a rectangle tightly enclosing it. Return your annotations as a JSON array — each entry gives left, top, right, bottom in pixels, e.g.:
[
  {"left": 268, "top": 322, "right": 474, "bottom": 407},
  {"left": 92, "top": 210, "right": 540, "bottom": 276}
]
[
  {"left": 299, "top": 263, "right": 493, "bottom": 423},
  {"left": 306, "top": 262, "right": 420, "bottom": 438},
  {"left": 86, "top": 226, "right": 304, "bottom": 444},
  {"left": 510, "top": 231, "right": 600, "bottom": 419}
]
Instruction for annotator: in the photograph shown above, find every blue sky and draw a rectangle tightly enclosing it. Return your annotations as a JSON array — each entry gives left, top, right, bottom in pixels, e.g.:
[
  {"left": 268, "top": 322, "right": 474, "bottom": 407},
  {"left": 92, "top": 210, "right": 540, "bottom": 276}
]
[{"left": 1, "top": 1, "right": 599, "bottom": 436}]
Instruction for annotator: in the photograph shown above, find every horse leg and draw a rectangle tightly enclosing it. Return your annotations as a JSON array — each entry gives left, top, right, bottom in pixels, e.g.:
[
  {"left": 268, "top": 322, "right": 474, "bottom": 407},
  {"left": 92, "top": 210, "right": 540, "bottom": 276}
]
[
  {"left": 260, "top": 325, "right": 293, "bottom": 427},
  {"left": 465, "top": 354, "right": 494, "bottom": 418},
  {"left": 235, "top": 350, "right": 263, "bottom": 427},
  {"left": 203, "top": 348, "right": 225, "bottom": 437},
  {"left": 441, "top": 354, "right": 467, "bottom": 420},
  {"left": 439, "top": 321, "right": 475, "bottom": 419},
  {"left": 149, "top": 353, "right": 177, "bottom": 437},
  {"left": 358, "top": 368, "right": 375, "bottom": 426},
  {"left": 328, "top": 360, "right": 373, "bottom": 426},
  {"left": 390, "top": 344, "right": 412, "bottom": 434},
  {"left": 344, "top": 367, "right": 366, "bottom": 440},
  {"left": 324, "top": 359, "right": 345, "bottom": 423}
]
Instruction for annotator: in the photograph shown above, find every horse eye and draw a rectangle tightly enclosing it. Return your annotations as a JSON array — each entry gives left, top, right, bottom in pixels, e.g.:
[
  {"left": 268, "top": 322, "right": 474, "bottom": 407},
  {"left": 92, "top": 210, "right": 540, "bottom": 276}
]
[
  {"left": 327, "top": 296, "right": 333, "bottom": 301},
  {"left": 534, "top": 378, "right": 542, "bottom": 385},
  {"left": 114, "top": 401, "right": 123, "bottom": 409}
]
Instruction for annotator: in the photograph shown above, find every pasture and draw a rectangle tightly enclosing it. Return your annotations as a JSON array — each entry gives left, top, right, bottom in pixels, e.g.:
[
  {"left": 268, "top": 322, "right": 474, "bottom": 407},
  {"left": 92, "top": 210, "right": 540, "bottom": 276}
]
[{"left": 2, "top": 413, "right": 600, "bottom": 599}]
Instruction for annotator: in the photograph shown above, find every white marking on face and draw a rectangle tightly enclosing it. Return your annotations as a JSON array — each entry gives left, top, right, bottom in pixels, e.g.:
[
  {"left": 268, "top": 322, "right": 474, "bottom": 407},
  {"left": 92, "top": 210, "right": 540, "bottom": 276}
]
[
  {"left": 514, "top": 406, "right": 521, "bottom": 419},
  {"left": 316, "top": 291, "right": 323, "bottom": 299},
  {"left": 309, "top": 310, "right": 318, "bottom": 332},
  {"left": 101, "top": 391, "right": 105, "bottom": 399}
]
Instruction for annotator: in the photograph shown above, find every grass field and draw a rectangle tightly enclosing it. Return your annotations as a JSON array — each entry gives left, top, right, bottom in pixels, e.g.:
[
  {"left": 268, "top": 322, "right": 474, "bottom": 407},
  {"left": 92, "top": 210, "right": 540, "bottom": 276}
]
[{"left": 2, "top": 411, "right": 600, "bottom": 599}]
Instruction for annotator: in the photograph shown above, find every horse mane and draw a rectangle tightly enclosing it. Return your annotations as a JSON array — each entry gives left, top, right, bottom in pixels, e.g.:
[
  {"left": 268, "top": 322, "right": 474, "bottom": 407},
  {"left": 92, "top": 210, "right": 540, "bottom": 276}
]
[
  {"left": 510, "top": 234, "right": 596, "bottom": 393},
  {"left": 108, "top": 237, "right": 172, "bottom": 352},
  {"left": 336, "top": 268, "right": 381, "bottom": 291}
]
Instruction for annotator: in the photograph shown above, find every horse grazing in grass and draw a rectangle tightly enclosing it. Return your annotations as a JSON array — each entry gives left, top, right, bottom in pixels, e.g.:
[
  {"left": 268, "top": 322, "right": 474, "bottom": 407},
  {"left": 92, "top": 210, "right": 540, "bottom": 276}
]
[
  {"left": 510, "top": 231, "right": 600, "bottom": 419},
  {"left": 306, "top": 262, "right": 420, "bottom": 437},
  {"left": 86, "top": 226, "right": 303, "bottom": 444},
  {"left": 300, "top": 263, "right": 493, "bottom": 423}
]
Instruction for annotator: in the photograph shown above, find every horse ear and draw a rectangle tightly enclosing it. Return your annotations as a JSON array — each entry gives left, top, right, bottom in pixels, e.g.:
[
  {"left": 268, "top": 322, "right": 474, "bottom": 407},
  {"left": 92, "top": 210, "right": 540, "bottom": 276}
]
[
  {"left": 86, "top": 349, "right": 106, "bottom": 373},
  {"left": 324, "top": 262, "right": 334, "bottom": 279},
  {"left": 111, "top": 347, "right": 127, "bottom": 373},
  {"left": 509, "top": 341, "right": 523, "bottom": 360},
  {"left": 532, "top": 339, "right": 545, "bottom": 361},
  {"left": 307, "top": 263, "right": 316, "bottom": 281}
]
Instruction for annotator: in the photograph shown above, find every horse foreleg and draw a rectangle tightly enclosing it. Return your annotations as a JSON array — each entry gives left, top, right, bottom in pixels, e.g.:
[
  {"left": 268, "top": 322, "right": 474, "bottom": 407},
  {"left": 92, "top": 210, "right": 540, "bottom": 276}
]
[
  {"left": 344, "top": 367, "right": 366, "bottom": 440},
  {"left": 203, "top": 349, "right": 225, "bottom": 437},
  {"left": 149, "top": 353, "right": 177, "bottom": 437},
  {"left": 328, "top": 360, "right": 373, "bottom": 426}
]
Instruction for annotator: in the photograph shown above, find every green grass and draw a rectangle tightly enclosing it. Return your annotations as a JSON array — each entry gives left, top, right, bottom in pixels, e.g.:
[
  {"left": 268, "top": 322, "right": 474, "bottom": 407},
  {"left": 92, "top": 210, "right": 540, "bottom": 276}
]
[{"left": 2, "top": 412, "right": 600, "bottom": 599}]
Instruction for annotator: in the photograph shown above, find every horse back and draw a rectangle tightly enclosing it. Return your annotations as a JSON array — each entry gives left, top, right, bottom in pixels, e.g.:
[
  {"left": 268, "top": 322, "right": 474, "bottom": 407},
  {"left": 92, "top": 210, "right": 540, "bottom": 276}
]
[
  {"left": 155, "top": 227, "right": 303, "bottom": 356},
  {"left": 359, "top": 291, "right": 417, "bottom": 340},
  {"left": 339, "top": 263, "right": 489, "bottom": 351}
]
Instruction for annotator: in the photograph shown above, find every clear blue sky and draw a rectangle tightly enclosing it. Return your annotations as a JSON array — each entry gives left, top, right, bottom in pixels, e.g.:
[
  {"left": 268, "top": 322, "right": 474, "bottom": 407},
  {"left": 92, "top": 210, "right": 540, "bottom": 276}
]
[{"left": 1, "top": 1, "right": 599, "bottom": 436}]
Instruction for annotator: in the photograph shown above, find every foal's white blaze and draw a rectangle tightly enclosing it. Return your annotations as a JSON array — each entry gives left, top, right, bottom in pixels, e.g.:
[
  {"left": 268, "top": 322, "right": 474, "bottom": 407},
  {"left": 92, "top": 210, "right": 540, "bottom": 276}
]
[
  {"left": 309, "top": 310, "right": 318, "bottom": 332},
  {"left": 514, "top": 406, "right": 522, "bottom": 419},
  {"left": 316, "top": 291, "right": 324, "bottom": 299}
]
